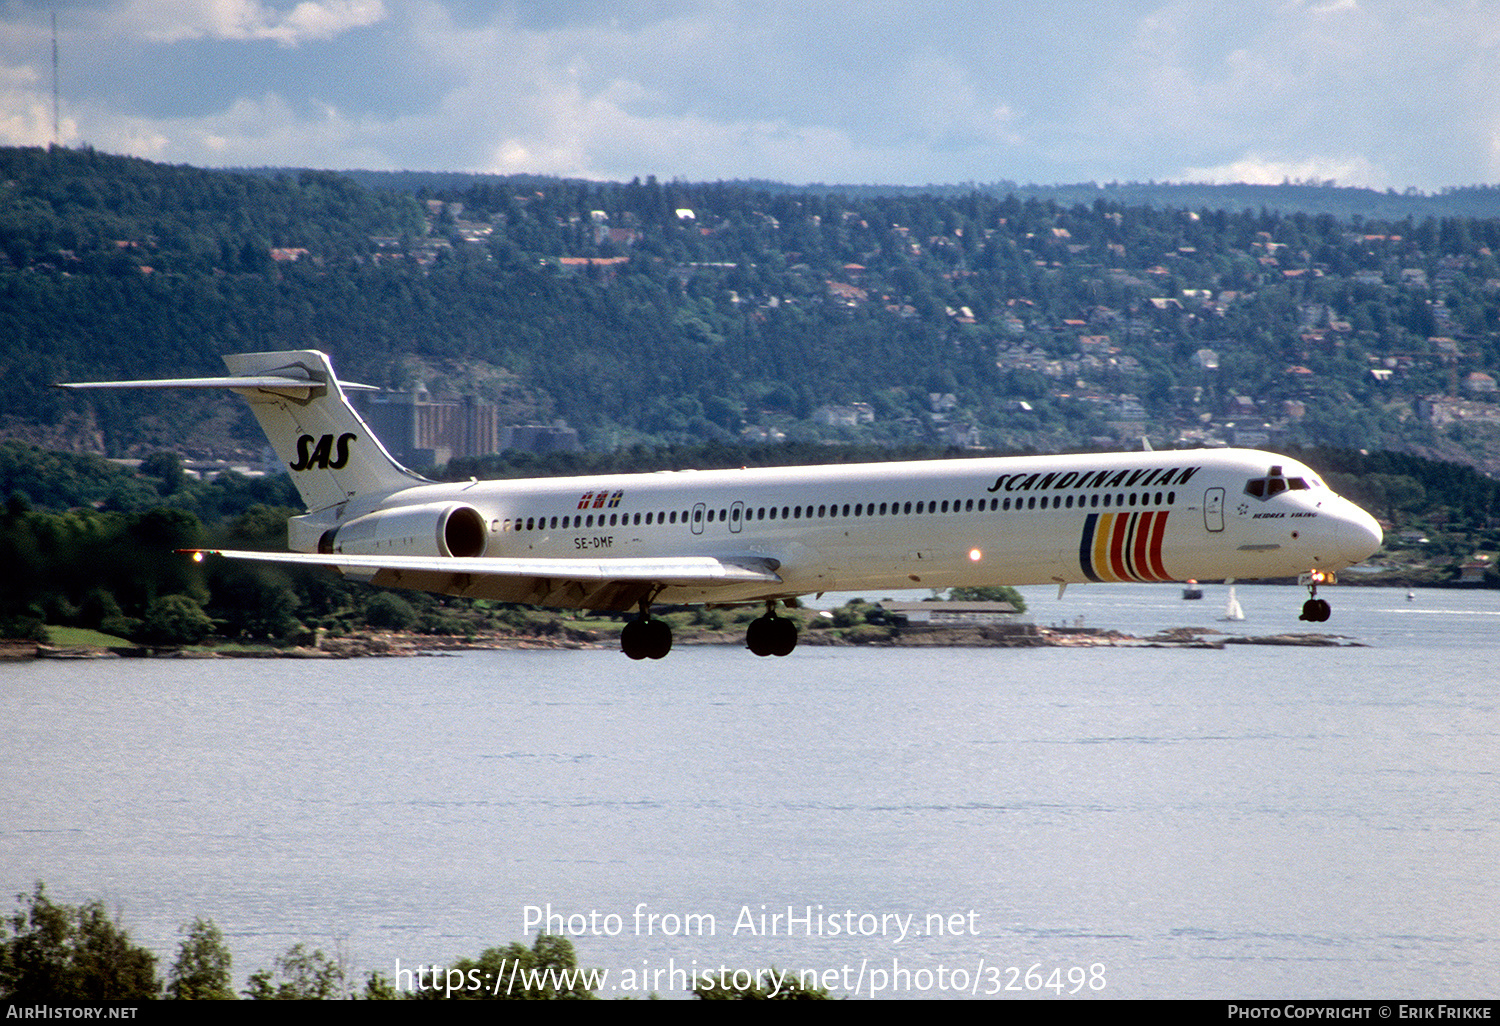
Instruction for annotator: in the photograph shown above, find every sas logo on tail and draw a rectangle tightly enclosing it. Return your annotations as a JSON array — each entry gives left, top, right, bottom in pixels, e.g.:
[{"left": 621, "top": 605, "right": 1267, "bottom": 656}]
[{"left": 289, "top": 432, "right": 356, "bottom": 471}]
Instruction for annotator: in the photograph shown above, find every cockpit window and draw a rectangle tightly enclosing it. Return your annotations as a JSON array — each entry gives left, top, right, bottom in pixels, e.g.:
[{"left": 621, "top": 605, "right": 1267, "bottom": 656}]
[{"left": 1244, "top": 465, "right": 1311, "bottom": 500}]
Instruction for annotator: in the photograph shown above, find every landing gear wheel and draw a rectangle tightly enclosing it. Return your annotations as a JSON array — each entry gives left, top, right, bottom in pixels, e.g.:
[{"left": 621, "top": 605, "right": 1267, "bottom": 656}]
[
  {"left": 1299, "top": 598, "right": 1331, "bottom": 623},
  {"left": 621, "top": 616, "right": 673, "bottom": 659},
  {"left": 746, "top": 605, "right": 798, "bottom": 657},
  {"left": 746, "top": 616, "right": 775, "bottom": 657},
  {"left": 642, "top": 618, "right": 672, "bottom": 659}
]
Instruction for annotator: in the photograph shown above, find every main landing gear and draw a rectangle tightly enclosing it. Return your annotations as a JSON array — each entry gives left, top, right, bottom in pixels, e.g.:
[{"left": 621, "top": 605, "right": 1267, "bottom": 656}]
[
  {"left": 621, "top": 603, "right": 672, "bottom": 660},
  {"left": 1299, "top": 569, "right": 1333, "bottom": 623},
  {"left": 620, "top": 600, "right": 800, "bottom": 659},
  {"left": 746, "top": 601, "right": 798, "bottom": 657}
]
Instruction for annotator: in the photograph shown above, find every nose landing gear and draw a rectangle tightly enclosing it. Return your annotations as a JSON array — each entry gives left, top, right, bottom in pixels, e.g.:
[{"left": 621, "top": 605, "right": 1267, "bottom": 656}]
[{"left": 1299, "top": 570, "right": 1333, "bottom": 623}]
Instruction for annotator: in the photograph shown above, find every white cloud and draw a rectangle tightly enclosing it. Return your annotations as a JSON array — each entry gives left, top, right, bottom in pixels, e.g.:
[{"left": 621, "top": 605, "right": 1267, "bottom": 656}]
[
  {"left": 1177, "top": 153, "right": 1388, "bottom": 189},
  {"left": 108, "top": 0, "right": 387, "bottom": 46},
  {"left": 2, "top": 0, "right": 1498, "bottom": 188}
]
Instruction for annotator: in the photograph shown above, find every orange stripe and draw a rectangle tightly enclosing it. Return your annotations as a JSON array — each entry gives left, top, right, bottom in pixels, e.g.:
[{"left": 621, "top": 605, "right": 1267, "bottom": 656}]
[{"left": 1093, "top": 513, "right": 1117, "bottom": 581}]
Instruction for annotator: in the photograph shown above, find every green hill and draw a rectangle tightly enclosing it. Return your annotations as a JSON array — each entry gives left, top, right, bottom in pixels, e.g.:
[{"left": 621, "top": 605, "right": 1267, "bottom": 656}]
[{"left": 6, "top": 145, "right": 1500, "bottom": 475}]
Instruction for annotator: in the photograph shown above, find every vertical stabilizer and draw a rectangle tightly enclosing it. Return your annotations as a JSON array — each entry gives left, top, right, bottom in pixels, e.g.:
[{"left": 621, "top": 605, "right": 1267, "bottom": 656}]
[
  {"left": 60, "top": 349, "right": 424, "bottom": 511},
  {"left": 220, "top": 351, "right": 423, "bottom": 511}
]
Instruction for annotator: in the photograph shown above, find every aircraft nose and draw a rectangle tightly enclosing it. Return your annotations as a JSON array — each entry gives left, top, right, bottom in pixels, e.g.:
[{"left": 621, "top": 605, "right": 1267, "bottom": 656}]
[{"left": 1335, "top": 503, "right": 1383, "bottom": 565}]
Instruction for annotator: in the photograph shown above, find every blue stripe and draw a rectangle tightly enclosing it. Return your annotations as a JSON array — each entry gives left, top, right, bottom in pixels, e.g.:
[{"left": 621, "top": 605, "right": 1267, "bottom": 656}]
[{"left": 1079, "top": 513, "right": 1102, "bottom": 582}]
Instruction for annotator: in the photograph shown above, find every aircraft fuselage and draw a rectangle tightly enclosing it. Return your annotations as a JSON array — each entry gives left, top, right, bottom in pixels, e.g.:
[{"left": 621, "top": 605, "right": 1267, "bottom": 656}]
[{"left": 299, "top": 447, "right": 1380, "bottom": 610}]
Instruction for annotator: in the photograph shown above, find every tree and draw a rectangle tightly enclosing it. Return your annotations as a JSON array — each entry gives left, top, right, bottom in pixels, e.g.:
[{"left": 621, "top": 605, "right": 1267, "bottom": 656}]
[
  {"left": 140, "top": 593, "right": 215, "bottom": 646},
  {"left": 948, "top": 585, "right": 1028, "bottom": 612},
  {"left": 139, "top": 451, "right": 186, "bottom": 495},
  {"left": 415, "top": 934, "right": 596, "bottom": 1000},
  {"left": 166, "top": 918, "right": 233, "bottom": 1000},
  {"left": 244, "top": 943, "right": 347, "bottom": 1000},
  {"left": 0, "top": 883, "right": 159, "bottom": 1001},
  {"left": 363, "top": 592, "right": 417, "bottom": 630}
]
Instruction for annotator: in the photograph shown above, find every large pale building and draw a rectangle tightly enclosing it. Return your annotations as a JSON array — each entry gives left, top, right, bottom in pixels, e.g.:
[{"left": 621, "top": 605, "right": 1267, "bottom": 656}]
[{"left": 354, "top": 389, "right": 579, "bottom": 468}]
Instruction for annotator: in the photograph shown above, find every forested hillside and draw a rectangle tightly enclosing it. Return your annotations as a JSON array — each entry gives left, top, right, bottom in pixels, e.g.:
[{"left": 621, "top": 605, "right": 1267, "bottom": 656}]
[{"left": 7, "top": 144, "right": 1500, "bottom": 473}]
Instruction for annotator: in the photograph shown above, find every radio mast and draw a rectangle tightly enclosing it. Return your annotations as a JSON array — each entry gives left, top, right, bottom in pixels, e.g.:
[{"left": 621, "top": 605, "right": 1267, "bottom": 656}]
[{"left": 50, "top": 12, "right": 60, "bottom": 145}]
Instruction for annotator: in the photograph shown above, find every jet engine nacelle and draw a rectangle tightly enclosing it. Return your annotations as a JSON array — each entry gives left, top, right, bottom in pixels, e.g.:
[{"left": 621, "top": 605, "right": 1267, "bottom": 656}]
[{"left": 319, "top": 502, "right": 488, "bottom": 559}]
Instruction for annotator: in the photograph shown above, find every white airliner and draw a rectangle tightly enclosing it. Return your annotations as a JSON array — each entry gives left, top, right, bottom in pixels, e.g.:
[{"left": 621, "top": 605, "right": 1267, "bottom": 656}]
[{"left": 62, "top": 350, "right": 1383, "bottom": 659}]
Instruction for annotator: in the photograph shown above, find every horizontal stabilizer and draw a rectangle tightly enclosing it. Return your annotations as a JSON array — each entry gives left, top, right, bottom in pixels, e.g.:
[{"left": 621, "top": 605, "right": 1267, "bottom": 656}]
[{"left": 57, "top": 375, "right": 378, "bottom": 392}]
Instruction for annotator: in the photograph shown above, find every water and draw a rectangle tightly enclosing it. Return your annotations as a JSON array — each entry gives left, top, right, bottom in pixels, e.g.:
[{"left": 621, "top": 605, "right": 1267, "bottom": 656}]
[{"left": 2, "top": 583, "right": 1496, "bottom": 999}]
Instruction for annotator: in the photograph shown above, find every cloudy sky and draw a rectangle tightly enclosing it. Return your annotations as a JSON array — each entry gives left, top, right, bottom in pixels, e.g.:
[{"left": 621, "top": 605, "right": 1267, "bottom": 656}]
[{"left": 2, "top": 0, "right": 1497, "bottom": 189}]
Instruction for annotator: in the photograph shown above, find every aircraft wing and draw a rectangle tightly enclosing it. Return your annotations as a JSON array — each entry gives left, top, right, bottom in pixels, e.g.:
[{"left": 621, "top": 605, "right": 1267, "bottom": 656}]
[{"left": 185, "top": 548, "right": 784, "bottom": 610}]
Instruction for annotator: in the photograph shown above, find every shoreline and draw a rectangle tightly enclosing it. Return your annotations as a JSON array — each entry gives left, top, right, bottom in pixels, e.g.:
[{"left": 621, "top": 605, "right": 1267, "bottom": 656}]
[{"left": 8, "top": 622, "right": 1363, "bottom": 661}]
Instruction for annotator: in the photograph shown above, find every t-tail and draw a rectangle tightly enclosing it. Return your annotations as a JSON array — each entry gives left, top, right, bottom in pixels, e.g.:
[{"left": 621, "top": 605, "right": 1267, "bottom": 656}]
[{"left": 59, "top": 350, "right": 424, "bottom": 512}]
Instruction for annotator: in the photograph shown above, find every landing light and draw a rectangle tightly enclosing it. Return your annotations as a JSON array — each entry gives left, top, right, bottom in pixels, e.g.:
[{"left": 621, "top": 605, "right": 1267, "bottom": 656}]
[
  {"left": 968, "top": 548, "right": 983, "bottom": 562},
  {"left": 192, "top": 551, "right": 204, "bottom": 563}
]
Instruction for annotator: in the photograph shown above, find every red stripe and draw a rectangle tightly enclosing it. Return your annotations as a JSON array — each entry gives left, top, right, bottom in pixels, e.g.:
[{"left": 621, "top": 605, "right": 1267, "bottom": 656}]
[
  {"left": 1109, "top": 513, "right": 1133, "bottom": 581},
  {"left": 1132, "top": 511, "right": 1154, "bottom": 581},
  {"left": 1146, "top": 511, "right": 1171, "bottom": 581}
]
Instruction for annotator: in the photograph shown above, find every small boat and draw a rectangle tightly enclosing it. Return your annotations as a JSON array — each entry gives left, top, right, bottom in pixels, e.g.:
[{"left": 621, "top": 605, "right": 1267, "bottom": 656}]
[
  {"left": 1220, "top": 586, "right": 1245, "bottom": 621},
  {"left": 1182, "top": 580, "right": 1203, "bottom": 600}
]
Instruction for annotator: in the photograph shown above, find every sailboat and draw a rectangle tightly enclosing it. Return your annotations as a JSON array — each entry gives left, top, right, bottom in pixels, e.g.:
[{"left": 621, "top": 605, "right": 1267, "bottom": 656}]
[{"left": 1220, "top": 586, "right": 1245, "bottom": 621}]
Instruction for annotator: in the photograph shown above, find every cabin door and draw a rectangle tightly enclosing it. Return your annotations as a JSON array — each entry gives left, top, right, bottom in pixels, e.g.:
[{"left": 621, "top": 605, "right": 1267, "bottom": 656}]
[
  {"left": 1203, "top": 487, "right": 1225, "bottom": 532},
  {"left": 730, "top": 501, "right": 744, "bottom": 533}
]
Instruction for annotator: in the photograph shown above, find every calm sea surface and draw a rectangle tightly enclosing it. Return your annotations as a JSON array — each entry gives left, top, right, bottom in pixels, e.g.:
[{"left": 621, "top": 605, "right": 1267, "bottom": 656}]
[{"left": 2, "top": 583, "right": 1496, "bottom": 999}]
